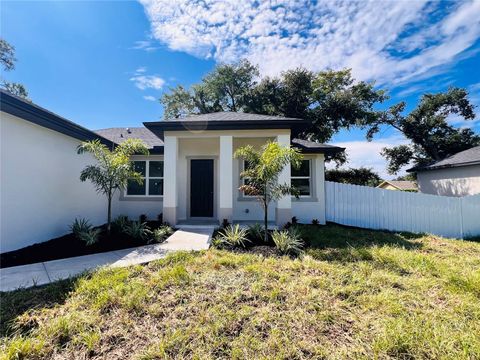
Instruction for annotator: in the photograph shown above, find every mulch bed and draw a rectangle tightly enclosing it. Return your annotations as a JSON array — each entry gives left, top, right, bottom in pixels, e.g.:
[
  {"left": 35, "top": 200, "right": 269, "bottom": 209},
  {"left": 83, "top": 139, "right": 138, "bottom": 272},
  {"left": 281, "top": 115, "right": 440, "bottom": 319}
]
[{"left": 0, "top": 221, "right": 163, "bottom": 269}]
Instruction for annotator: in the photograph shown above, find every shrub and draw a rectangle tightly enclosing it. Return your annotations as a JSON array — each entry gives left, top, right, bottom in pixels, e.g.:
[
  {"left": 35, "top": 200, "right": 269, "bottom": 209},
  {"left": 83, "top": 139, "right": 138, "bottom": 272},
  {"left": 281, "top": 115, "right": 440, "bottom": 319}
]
[
  {"left": 312, "top": 219, "right": 320, "bottom": 225},
  {"left": 124, "top": 221, "right": 152, "bottom": 241},
  {"left": 157, "top": 213, "right": 163, "bottom": 223},
  {"left": 272, "top": 228, "right": 304, "bottom": 255},
  {"left": 139, "top": 214, "right": 147, "bottom": 223},
  {"left": 112, "top": 215, "right": 129, "bottom": 233},
  {"left": 150, "top": 225, "right": 174, "bottom": 244},
  {"left": 70, "top": 218, "right": 92, "bottom": 238},
  {"left": 247, "top": 223, "right": 265, "bottom": 243},
  {"left": 79, "top": 228, "right": 101, "bottom": 246},
  {"left": 215, "top": 224, "right": 249, "bottom": 248},
  {"left": 291, "top": 216, "right": 298, "bottom": 225}
]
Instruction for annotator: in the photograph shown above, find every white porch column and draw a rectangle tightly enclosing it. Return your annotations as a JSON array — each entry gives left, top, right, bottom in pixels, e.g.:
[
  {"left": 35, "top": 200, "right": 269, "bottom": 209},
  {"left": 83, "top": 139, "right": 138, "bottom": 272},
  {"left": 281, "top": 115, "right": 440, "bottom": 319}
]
[
  {"left": 276, "top": 134, "right": 292, "bottom": 225},
  {"left": 315, "top": 154, "right": 326, "bottom": 225},
  {"left": 163, "top": 135, "right": 178, "bottom": 225},
  {"left": 219, "top": 135, "right": 233, "bottom": 222}
]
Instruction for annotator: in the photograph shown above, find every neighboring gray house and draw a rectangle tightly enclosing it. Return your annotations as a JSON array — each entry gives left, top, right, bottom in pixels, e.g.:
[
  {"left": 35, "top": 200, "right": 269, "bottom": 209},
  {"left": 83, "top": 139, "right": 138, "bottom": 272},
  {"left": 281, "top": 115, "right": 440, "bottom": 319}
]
[{"left": 408, "top": 146, "right": 480, "bottom": 197}]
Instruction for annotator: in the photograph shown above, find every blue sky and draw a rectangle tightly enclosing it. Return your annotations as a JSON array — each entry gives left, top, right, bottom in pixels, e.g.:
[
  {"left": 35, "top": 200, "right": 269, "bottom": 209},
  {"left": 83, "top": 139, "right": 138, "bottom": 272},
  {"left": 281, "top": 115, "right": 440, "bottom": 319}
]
[{"left": 2, "top": 0, "right": 480, "bottom": 178}]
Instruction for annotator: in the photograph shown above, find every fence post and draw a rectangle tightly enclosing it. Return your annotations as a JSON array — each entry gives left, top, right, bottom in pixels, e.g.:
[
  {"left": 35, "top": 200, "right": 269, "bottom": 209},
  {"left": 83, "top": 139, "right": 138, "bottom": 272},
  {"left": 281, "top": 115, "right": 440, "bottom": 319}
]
[{"left": 459, "top": 197, "right": 464, "bottom": 239}]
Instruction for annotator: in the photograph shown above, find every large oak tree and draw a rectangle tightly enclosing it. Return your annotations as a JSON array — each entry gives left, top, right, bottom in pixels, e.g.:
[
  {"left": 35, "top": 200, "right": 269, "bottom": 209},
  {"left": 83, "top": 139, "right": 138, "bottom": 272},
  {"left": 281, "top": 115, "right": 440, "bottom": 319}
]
[
  {"left": 368, "top": 88, "right": 479, "bottom": 174},
  {"left": 161, "top": 61, "right": 388, "bottom": 147}
]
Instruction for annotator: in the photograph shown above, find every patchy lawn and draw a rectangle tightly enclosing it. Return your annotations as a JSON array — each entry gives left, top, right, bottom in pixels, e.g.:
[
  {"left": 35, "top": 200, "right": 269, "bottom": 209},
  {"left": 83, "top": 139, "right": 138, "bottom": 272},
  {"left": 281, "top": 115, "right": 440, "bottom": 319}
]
[{"left": 1, "top": 225, "right": 480, "bottom": 359}]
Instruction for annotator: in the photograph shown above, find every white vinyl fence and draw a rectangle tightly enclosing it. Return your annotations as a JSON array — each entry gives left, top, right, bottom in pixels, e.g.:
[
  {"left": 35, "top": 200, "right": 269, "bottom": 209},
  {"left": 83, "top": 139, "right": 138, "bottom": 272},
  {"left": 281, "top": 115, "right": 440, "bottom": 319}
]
[{"left": 325, "top": 181, "right": 480, "bottom": 239}]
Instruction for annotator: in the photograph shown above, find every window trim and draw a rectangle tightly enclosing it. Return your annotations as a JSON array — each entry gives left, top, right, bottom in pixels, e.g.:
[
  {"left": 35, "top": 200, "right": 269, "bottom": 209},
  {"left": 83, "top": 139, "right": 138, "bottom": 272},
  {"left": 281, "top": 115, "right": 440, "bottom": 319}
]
[
  {"left": 291, "top": 159, "right": 312, "bottom": 198},
  {"left": 238, "top": 160, "right": 257, "bottom": 200},
  {"left": 124, "top": 159, "right": 164, "bottom": 199},
  {"left": 237, "top": 158, "right": 317, "bottom": 202}
]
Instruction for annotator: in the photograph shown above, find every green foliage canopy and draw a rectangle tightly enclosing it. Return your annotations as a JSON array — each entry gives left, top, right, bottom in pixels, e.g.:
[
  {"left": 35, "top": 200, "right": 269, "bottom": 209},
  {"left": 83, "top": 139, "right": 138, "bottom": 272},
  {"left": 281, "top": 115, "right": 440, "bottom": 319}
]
[
  {"left": 325, "top": 167, "right": 382, "bottom": 187},
  {"left": 161, "top": 61, "right": 387, "bottom": 146},
  {"left": 368, "top": 88, "right": 479, "bottom": 174},
  {"left": 0, "top": 38, "right": 28, "bottom": 99}
]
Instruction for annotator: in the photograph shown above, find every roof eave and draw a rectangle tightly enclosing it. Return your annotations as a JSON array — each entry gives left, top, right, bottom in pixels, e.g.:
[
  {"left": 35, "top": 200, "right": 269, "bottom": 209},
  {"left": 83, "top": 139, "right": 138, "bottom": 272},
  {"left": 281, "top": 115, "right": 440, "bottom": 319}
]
[
  {"left": 408, "top": 160, "right": 480, "bottom": 172},
  {"left": 143, "top": 119, "right": 311, "bottom": 139},
  {"left": 294, "top": 146, "right": 346, "bottom": 155},
  {"left": 1, "top": 91, "right": 115, "bottom": 147}
]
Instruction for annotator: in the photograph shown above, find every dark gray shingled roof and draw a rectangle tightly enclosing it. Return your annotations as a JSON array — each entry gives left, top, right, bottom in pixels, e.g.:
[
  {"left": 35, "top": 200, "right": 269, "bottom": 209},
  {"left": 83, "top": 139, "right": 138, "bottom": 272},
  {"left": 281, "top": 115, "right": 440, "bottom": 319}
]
[
  {"left": 95, "top": 127, "right": 164, "bottom": 153},
  {"left": 408, "top": 146, "right": 480, "bottom": 172},
  {"left": 166, "top": 111, "right": 303, "bottom": 122},
  {"left": 144, "top": 111, "right": 312, "bottom": 139},
  {"left": 95, "top": 127, "right": 344, "bottom": 155}
]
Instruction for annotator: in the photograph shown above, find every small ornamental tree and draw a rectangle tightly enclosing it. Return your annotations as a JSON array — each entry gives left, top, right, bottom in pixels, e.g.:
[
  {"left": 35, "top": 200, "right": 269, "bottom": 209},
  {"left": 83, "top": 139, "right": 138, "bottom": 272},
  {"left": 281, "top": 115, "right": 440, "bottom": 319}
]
[
  {"left": 77, "top": 139, "right": 149, "bottom": 234},
  {"left": 234, "top": 142, "right": 303, "bottom": 242}
]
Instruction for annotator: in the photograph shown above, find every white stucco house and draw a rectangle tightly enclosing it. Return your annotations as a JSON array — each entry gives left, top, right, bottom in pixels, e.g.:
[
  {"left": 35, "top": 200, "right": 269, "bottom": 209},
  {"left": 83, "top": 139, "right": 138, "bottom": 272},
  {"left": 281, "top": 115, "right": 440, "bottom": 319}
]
[
  {"left": 408, "top": 146, "right": 480, "bottom": 197},
  {"left": 1, "top": 90, "right": 344, "bottom": 252}
]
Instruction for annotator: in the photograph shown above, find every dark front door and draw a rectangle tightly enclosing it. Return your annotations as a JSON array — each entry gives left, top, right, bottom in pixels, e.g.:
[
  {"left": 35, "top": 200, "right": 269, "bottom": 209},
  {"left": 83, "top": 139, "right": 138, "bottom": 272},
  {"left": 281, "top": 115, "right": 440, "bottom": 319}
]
[{"left": 190, "top": 159, "right": 214, "bottom": 217}]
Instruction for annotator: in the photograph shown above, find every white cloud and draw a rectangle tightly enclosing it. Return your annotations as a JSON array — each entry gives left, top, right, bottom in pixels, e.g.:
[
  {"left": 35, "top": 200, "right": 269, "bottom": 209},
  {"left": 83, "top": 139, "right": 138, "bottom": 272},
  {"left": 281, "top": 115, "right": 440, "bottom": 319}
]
[
  {"left": 139, "top": 0, "right": 480, "bottom": 86},
  {"left": 328, "top": 136, "right": 410, "bottom": 179},
  {"left": 132, "top": 40, "right": 159, "bottom": 52},
  {"left": 143, "top": 95, "right": 157, "bottom": 101},
  {"left": 131, "top": 74, "right": 165, "bottom": 90},
  {"left": 130, "top": 67, "right": 165, "bottom": 90}
]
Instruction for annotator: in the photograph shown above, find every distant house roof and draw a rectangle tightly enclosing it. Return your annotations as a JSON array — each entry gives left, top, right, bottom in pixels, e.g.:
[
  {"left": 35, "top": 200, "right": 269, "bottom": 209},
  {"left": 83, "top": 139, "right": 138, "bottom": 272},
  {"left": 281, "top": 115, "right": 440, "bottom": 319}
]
[
  {"left": 95, "top": 127, "right": 164, "bottom": 153},
  {"left": 97, "top": 127, "right": 344, "bottom": 155},
  {"left": 408, "top": 146, "right": 480, "bottom": 172},
  {"left": 0, "top": 89, "right": 114, "bottom": 146},
  {"left": 377, "top": 180, "right": 418, "bottom": 191},
  {"left": 144, "top": 111, "right": 310, "bottom": 139}
]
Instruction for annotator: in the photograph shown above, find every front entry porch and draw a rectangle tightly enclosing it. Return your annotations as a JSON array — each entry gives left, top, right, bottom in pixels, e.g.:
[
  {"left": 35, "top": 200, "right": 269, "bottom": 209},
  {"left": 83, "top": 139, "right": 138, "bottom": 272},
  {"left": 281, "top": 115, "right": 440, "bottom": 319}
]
[{"left": 162, "top": 131, "right": 293, "bottom": 227}]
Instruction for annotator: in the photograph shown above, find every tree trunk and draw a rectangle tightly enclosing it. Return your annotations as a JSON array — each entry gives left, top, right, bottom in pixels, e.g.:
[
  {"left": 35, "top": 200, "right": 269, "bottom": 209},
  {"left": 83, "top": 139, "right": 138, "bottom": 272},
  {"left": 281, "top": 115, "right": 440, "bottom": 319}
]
[{"left": 107, "top": 192, "right": 112, "bottom": 235}]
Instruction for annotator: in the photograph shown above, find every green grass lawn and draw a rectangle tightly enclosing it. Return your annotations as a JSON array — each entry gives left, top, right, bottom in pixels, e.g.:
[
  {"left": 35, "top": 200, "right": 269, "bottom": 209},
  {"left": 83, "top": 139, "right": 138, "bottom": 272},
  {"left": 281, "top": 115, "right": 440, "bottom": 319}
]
[{"left": 1, "top": 224, "right": 480, "bottom": 359}]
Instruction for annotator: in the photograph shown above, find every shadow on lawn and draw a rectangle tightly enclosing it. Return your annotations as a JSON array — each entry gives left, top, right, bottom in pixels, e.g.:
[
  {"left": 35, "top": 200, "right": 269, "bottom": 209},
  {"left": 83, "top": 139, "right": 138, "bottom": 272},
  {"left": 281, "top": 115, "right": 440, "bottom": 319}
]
[
  {"left": 0, "top": 277, "right": 79, "bottom": 337},
  {"left": 298, "top": 223, "right": 424, "bottom": 263}
]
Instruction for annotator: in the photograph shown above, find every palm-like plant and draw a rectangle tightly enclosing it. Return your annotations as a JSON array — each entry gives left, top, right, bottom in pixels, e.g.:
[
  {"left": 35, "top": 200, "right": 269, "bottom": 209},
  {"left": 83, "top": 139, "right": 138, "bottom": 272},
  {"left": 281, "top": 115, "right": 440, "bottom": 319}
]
[
  {"left": 77, "top": 139, "right": 149, "bottom": 234},
  {"left": 234, "top": 141, "right": 303, "bottom": 242}
]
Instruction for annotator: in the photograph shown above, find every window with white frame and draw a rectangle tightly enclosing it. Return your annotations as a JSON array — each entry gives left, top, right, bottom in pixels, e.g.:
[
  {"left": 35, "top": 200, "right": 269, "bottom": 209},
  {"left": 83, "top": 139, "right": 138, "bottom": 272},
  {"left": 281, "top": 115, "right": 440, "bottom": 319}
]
[
  {"left": 126, "top": 160, "right": 164, "bottom": 196},
  {"left": 240, "top": 160, "right": 255, "bottom": 197},
  {"left": 291, "top": 159, "right": 311, "bottom": 197},
  {"left": 241, "top": 159, "right": 312, "bottom": 198}
]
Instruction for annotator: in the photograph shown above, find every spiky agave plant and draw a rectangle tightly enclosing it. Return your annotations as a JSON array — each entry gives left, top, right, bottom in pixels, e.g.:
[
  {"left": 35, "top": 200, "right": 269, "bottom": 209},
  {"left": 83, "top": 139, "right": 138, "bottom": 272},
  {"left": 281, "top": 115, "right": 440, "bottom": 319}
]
[
  {"left": 272, "top": 228, "right": 304, "bottom": 255},
  {"left": 216, "top": 224, "right": 250, "bottom": 248}
]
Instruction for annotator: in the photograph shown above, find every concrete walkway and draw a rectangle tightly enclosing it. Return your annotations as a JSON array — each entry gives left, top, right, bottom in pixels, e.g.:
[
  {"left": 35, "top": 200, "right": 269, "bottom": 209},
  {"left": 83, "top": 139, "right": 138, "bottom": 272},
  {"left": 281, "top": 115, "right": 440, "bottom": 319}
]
[{"left": 0, "top": 227, "right": 213, "bottom": 292}]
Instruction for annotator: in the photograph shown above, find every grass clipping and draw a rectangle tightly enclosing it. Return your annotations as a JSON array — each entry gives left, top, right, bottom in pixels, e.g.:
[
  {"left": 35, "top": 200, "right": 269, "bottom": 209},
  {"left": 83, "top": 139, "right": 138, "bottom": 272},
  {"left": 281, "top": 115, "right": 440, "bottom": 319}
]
[{"left": 1, "top": 226, "right": 480, "bottom": 359}]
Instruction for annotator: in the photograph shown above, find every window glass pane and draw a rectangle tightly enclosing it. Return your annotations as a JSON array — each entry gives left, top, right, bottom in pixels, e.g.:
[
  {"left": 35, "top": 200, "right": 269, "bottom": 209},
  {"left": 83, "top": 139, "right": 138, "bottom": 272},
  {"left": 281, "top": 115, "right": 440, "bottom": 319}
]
[
  {"left": 149, "top": 161, "right": 164, "bottom": 177},
  {"left": 244, "top": 160, "right": 255, "bottom": 171},
  {"left": 132, "top": 161, "right": 146, "bottom": 177},
  {"left": 127, "top": 179, "right": 145, "bottom": 195},
  {"left": 292, "top": 178, "right": 310, "bottom": 196},
  {"left": 149, "top": 179, "right": 164, "bottom": 195},
  {"left": 291, "top": 160, "right": 310, "bottom": 177}
]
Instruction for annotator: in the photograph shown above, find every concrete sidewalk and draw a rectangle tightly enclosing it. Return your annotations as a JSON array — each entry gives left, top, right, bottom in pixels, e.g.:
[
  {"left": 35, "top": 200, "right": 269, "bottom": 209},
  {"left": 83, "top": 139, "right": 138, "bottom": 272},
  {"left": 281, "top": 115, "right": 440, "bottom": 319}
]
[{"left": 0, "top": 227, "right": 213, "bottom": 292}]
